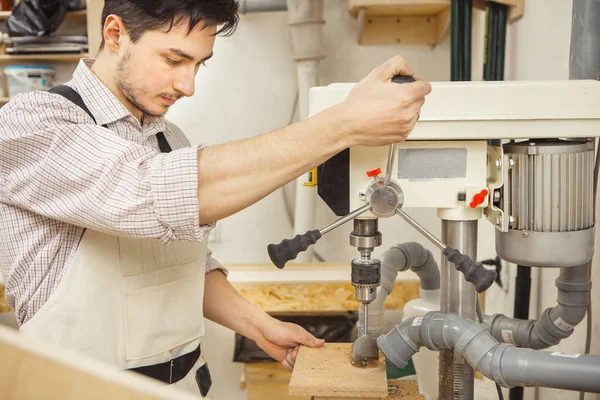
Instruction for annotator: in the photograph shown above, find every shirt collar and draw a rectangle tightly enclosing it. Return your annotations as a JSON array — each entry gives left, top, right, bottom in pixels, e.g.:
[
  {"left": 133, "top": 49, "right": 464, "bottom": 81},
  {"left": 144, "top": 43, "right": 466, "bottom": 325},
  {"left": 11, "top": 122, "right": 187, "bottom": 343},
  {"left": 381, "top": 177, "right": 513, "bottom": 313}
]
[{"left": 69, "top": 58, "right": 167, "bottom": 132}]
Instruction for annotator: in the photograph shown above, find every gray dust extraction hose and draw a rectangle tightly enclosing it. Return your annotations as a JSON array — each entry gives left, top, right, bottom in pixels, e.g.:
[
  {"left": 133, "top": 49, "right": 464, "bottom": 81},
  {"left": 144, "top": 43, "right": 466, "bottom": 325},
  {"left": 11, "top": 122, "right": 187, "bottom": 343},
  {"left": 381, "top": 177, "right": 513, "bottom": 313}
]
[
  {"left": 358, "top": 243, "right": 440, "bottom": 337},
  {"left": 378, "top": 311, "right": 600, "bottom": 393},
  {"left": 484, "top": 263, "right": 591, "bottom": 349}
]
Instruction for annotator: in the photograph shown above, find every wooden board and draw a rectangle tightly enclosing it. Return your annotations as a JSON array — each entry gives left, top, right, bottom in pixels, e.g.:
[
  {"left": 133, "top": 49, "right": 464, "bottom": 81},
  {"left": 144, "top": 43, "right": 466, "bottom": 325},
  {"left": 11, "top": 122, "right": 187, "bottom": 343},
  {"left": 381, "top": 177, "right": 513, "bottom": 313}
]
[
  {"left": 233, "top": 281, "right": 420, "bottom": 313},
  {"left": 289, "top": 343, "right": 388, "bottom": 398},
  {"left": 349, "top": 0, "right": 450, "bottom": 17},
  {"left": 243, "top": 363, "right": 310, "bottom": 400},
  {"left": 0, "top": 325, "right": 198, "bottom": 400}
]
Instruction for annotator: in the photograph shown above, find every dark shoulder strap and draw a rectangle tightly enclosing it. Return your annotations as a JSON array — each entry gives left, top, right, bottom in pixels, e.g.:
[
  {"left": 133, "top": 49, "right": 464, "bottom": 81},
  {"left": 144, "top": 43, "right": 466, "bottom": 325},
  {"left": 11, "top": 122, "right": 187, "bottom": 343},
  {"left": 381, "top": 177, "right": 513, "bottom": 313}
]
[
  {"left": 155, "top": 132, "right": 172, "bottom": 153},
  {"left": 48, "top": 85, "right": 97, "bottom": 124},
  {"left": 49, "top": 85, "right": 173, "bottom": 154}
]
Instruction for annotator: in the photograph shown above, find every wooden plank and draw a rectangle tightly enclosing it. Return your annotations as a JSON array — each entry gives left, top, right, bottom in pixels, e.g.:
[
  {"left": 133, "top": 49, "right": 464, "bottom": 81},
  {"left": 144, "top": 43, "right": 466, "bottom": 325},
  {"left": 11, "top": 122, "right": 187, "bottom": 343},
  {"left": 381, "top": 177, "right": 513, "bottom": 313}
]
[
  {"left": 234, "top": 281, "right": 420, "bottom": 313},
  {"left": 359, "top": 16, "right": 439, "bottom": 46},
  {"left": 436, "top": 7, "right": 451, "bottom": 43},
  {"left": 288, "top": 343, "right": 388, "bottom": 398},
  {"left": 349, "top": 0, "right": 450, "bottom": 17},
  {"left": 0, "top": 325, "right": 198, "bottom": 400},
  {"left": 473, "top": 0, "right": 524, "bottom": 22},
  {"left": 244, "top": 363, "right": 310, "bottom": 400}
]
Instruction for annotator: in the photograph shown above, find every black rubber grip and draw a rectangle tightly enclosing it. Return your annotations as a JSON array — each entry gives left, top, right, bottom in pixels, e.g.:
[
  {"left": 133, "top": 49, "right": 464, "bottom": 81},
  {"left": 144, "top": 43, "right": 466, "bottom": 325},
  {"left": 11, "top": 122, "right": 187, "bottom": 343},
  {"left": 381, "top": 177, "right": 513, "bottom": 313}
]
[
  {"left": 392, "top": 75, "right": 416, "bottom": 84},
  {"left": 443, "top": 247, "right": 497, "bottom": 293},
  {"left": 268, "top": 230, "right": 322, "bottom": 269}
]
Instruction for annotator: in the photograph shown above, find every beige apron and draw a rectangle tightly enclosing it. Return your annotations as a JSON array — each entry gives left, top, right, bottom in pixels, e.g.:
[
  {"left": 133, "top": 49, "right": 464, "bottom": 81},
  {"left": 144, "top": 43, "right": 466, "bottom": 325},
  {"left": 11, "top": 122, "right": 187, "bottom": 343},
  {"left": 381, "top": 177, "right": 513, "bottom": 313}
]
[{"left": 20, "top": 229, "right": 211, "bottom": 398}]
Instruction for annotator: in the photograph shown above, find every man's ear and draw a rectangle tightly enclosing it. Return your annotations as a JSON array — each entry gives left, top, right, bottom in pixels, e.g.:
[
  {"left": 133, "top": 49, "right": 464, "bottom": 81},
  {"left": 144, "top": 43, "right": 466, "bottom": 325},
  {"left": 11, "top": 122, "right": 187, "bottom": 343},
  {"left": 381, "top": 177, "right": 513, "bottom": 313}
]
[{"left": 102, "top": 14, "right": 128, "bottom": 53}]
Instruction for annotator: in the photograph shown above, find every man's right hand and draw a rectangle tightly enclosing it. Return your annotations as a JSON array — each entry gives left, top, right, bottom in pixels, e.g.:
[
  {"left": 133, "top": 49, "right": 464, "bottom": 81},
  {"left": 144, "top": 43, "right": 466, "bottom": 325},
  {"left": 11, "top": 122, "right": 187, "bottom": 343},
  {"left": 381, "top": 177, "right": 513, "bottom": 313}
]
[{"left": 333, "top": 55, "right": 432, "bottom": 147}]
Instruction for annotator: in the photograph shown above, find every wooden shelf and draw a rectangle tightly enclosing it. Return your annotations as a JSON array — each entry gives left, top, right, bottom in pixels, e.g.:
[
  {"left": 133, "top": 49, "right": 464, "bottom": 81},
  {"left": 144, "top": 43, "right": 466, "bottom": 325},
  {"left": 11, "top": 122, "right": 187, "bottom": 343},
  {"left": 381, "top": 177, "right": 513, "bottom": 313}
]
[
  {"left": 0, "top": 53, "right": 88, "bottom": 62},
  {"left": 0, "top": 97, "right": 9, "bottom": 103},
  {"left": 0, "top": 9, "right": 86, "bottom": 20},
  {"left": 349, "top": 0, "right": 523, "bottom": 45}
]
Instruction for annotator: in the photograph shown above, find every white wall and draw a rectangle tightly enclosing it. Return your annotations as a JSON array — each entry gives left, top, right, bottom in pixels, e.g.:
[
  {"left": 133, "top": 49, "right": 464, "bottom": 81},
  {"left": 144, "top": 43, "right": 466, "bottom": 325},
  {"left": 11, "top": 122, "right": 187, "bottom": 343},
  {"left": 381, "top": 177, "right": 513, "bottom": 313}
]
[{"left": 167, "top": 1, "right": 598, "bottom": 400}]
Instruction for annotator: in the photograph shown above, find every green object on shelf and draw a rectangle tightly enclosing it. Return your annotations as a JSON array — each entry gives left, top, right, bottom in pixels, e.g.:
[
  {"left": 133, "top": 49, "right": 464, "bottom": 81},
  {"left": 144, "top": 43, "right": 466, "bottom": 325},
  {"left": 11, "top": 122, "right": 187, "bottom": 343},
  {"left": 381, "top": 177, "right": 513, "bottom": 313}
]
[{"left": 386, "top": 357, "right": 416, "bottom": 379}]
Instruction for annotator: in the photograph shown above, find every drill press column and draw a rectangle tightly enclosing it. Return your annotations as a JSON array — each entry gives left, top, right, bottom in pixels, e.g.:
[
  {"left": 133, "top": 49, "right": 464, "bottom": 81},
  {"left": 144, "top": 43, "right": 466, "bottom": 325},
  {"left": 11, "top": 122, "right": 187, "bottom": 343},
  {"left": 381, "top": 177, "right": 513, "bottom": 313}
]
[{"left": 438, "top": 219, "right": 478, "bottom": 400}]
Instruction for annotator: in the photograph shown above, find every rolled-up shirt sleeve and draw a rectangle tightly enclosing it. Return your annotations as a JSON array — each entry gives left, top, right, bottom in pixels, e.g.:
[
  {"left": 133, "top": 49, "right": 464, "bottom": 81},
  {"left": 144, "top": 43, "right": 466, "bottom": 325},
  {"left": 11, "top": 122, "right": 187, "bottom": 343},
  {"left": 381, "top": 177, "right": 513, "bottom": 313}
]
[
  {"left": 206, "top": 247, "right": 228, "bottom": 276},
  {"left": 0, "top": 91, "right": 211, "bottom": 244}
]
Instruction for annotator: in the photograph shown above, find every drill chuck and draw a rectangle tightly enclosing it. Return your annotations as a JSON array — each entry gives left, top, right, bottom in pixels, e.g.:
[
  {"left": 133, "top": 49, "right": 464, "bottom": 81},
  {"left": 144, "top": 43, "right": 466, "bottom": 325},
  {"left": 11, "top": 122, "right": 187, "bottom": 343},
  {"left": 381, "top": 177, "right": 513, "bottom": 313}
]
[{"left": 351, "top": 258, "right": 381, "bottom": 304}]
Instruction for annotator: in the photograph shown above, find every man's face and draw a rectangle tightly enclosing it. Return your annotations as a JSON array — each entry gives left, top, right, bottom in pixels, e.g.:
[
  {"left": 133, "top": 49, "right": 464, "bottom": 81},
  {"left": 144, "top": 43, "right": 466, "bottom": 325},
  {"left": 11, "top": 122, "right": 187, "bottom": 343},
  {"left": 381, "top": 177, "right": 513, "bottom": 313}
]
[{"left": 115, "top": 21, "right": 216, "bottom": 117}]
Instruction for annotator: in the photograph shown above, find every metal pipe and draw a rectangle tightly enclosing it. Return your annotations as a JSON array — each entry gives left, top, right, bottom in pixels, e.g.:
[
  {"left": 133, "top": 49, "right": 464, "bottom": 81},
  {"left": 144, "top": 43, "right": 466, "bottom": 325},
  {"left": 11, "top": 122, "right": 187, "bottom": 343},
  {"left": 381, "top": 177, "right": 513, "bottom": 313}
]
[
  {"left": 569, "top": 0, "right": 600, "bottom": 80},
  {"left": 320, "top": 204, "right": 371, "bottom": 235},
  {"left": 378, "top": 312, "right": 600, "bottom": 393},
  {"left": 438, "top": 220, "right": 477, "bottom": 400},
  {"left": 384, "top": 144, "right": 397, "bottom": 186},
  {"left": 396, "top": 209, "right": 445, "bottom": 251}
]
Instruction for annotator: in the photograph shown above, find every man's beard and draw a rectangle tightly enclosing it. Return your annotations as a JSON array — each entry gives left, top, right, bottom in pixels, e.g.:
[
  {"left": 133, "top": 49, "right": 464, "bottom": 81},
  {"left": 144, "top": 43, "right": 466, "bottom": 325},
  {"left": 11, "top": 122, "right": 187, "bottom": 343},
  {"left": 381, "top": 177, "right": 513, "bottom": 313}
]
[{"left": 115, "top": 50, "right": 164, "bottom": 117}]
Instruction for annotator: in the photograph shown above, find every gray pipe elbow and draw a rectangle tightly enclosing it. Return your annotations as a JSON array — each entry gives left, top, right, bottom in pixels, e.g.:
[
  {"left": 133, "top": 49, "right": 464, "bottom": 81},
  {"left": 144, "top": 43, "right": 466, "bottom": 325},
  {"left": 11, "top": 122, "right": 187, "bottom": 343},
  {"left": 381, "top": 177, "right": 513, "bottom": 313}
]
[
  {"left": 381, "top": 242, "right": 440, "bottom": 290},
  {"left": 379, "top": 311, "right": 600, "bottom": 392},
  {"left": 486, "top": 264, "right": 591, "bottom": 349}
]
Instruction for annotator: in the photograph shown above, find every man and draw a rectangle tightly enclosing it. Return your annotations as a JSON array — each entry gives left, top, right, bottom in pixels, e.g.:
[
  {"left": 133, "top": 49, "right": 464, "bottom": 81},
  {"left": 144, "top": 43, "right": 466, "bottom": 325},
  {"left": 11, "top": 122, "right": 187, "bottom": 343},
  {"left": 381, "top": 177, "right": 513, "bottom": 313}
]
[{"left": 0, "top": 0, "right": 431, "bottom": 397}]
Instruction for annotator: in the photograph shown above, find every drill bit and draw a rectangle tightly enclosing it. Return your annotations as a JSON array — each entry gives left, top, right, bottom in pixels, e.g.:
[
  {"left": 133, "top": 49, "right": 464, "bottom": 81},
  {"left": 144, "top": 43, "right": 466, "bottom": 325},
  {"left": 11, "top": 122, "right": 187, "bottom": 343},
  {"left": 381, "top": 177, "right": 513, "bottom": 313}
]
[{"left": 363, "top": 303, "right": 369, "bottom": 368}]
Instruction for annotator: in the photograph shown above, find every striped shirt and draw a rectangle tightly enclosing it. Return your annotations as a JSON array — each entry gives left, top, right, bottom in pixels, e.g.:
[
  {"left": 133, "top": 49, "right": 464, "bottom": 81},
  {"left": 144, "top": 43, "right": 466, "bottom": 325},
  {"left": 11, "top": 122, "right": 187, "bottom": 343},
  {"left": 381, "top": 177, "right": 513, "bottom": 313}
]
[{"left": 0, "top": 59, "right": 224, "bottom": 326}]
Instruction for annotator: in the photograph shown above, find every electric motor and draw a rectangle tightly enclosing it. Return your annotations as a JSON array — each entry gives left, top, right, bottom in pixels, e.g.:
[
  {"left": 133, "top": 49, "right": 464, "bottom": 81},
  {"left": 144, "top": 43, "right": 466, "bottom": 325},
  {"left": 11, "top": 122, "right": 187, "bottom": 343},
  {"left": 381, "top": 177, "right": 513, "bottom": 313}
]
[{"left": 495, "top": 139, "right": 595, "bottom": 267}]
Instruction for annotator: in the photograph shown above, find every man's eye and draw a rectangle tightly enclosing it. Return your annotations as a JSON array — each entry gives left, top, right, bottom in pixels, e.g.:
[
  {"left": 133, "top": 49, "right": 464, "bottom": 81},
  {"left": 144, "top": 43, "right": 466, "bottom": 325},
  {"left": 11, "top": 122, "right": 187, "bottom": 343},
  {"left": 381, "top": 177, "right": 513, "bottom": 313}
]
[{"left": 166, "top": 58, "right": 182, "bottom": 65}]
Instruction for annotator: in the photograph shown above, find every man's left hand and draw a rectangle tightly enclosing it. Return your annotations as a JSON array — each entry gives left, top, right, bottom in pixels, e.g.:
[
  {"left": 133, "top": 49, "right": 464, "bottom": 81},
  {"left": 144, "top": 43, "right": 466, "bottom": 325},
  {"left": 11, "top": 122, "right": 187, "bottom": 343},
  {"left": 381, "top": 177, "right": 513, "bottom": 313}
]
[{"left": 255, "top": 318, "right": 325, "bottom": 372}]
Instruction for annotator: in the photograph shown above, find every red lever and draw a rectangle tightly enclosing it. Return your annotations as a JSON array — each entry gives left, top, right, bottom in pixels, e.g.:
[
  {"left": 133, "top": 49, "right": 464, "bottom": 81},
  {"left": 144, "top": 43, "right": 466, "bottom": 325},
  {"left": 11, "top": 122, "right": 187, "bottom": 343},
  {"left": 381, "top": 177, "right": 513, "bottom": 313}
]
[
  {"left": 469, "top": 189, "right": 489, "bottom": 208},
  {"left": 367, "top": 168, "right": 382, "bottom": 177}
]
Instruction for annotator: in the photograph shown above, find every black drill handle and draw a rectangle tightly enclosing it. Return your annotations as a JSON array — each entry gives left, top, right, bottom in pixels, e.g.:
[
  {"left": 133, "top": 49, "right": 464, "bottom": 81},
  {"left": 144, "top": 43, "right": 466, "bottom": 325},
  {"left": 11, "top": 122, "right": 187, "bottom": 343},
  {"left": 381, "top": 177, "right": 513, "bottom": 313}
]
[
  {"left": 268, "top": 230, "right": 322, "bottom": 269},
  {"left": 443, "top": 247, "right": 497, "bottom": 293},
  {"left": 392, "top": 75, "right": 417, "bottom": 84}
]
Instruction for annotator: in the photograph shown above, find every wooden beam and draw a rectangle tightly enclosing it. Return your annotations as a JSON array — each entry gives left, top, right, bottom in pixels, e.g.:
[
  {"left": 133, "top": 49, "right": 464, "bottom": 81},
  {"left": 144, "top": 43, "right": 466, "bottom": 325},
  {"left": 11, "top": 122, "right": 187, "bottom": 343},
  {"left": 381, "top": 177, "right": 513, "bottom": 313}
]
[{"left": 0, "top": 325, "right": 197, "bottom": 400}]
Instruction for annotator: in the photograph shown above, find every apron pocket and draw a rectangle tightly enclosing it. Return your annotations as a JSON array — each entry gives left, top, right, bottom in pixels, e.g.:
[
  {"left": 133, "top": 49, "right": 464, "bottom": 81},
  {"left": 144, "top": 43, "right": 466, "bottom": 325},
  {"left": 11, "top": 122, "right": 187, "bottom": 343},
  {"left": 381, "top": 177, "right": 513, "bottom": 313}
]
[
  {"left": 124, "top": 274, "right": 204, "bottom": 360},
  {"left": 119, "top": 238, "right": 198, "bottom": 276}
]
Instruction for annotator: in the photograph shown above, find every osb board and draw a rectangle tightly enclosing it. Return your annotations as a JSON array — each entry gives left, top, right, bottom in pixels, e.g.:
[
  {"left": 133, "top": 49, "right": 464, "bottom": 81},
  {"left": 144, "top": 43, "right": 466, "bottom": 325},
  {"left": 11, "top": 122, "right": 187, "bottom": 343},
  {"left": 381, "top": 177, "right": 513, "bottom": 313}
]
[
  {"left": 384, "top": 379, "right": 425, "bottom": 399},
  {"left": 234, "top": 281, "right": 420, "bottom": 313},
  {"left": 289, "top": 343, "right": 388, "bottom": 398},
  {"left": 0, "top": 325, "right": 198, "bottom": 400},
  {"left": 0, "top": 285, "right": 11, "bottom": 313}
]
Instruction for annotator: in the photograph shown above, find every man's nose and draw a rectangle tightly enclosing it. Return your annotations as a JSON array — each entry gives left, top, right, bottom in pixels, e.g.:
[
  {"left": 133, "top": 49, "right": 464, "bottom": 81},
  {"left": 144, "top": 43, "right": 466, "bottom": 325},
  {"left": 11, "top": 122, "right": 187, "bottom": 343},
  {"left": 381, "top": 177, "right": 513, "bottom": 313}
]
[{"left": 173, "top": 69, "right": 195, "bottom": 97}]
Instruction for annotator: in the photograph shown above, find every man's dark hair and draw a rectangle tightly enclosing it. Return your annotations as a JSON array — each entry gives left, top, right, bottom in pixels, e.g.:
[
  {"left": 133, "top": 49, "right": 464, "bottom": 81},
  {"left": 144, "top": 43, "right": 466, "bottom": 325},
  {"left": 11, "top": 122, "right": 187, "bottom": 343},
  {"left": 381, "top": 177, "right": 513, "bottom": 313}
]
[{"left": 99, "top": 0, "right": 239, "bottom": 49}]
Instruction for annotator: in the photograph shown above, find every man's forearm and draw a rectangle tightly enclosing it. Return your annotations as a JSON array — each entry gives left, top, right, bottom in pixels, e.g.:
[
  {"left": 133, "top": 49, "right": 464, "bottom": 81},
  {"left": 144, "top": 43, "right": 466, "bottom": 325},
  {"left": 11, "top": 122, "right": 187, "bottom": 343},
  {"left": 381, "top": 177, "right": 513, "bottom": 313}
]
[
  {"left": 203, "top": 269, "right": 271, "bottom": 342},
  {"left": 197, "top": 106, "right": 351, "bottom": 224}
]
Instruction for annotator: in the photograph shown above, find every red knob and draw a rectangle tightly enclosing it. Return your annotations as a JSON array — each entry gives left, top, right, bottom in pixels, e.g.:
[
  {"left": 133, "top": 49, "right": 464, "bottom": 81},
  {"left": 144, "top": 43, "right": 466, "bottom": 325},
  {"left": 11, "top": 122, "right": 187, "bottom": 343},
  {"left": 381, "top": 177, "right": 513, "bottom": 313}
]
[
  {"left": 367, "top": 168, "right": 382, "bottom": 177},
  {"left": 469, "top": 189, "right": 489, "bottom": 208}
]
